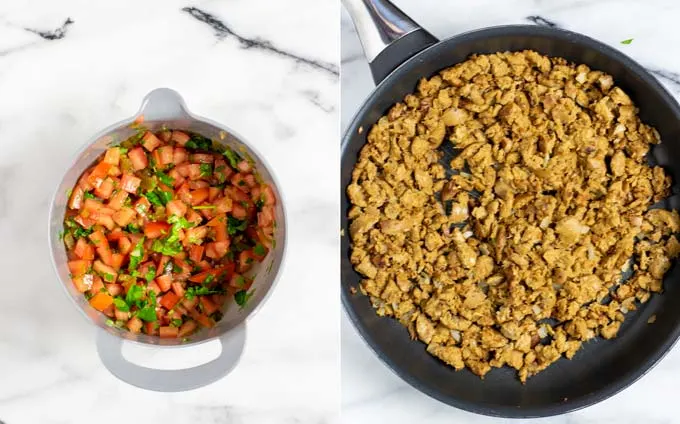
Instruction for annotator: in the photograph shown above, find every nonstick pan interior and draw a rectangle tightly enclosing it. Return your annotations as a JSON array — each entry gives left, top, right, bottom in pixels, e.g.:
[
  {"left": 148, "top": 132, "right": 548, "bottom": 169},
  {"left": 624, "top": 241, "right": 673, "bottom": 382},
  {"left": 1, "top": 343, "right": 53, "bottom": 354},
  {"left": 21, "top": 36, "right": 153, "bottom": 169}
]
[{"left": 341, "top": 25, "right": 680, "bottom": 418}]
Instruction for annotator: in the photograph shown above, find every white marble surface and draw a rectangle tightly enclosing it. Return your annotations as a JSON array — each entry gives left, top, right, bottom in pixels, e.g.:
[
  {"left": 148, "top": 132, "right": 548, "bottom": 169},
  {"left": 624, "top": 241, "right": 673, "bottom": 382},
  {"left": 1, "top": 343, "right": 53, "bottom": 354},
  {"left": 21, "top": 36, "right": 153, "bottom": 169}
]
[
  {"left": 341, "top": 1, "right": 680, "bottom": 423},
  {"left": 0, "top": 1, "right": 338, "bottom": 423}
]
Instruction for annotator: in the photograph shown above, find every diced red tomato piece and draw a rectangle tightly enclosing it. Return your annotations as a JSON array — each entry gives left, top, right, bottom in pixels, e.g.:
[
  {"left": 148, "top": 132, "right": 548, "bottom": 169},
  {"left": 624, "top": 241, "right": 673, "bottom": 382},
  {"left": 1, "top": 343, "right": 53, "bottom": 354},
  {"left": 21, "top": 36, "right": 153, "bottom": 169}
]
[
  {"left": 108, "top": 166, "right": 122, "bottom": 177},
  {"left": 74, "top": 238, "right": 95, "bottom": 260},
  {"left": 89, "top": 292, "right": 114, "bottom": 312},
  {"left": 120, "top": 173, "right": 141, "bottom": 193},
  {"left": 230, "top": 173, "right": 251, "bottom": 192},
  {"left": 237, "top": 160, "right": 252, "bottom": 173},
  {"left": 215, "top": 196, "right": 232, "bottom": 214},
  {"left": 106, "top": 283, "right": 123, "bottom": 296},
  {"left": 134, "top": 197, "right": 151, "bottom": 217},
  {"left": 141, "top": 131, "right": 162, "bottom": 152},
  {"left": 262, "top": 184, "right": 277, "bottom": 206},
  {"left": 158, "top": 145, "right": 174, "bottom": 165},
  {"left": 225, "top": 186, "right": 250, "bottom": 202},
  {"left": 200, "top": 296, "right": 219, "bottom": 315},
  {"left": 172, "top": 282, "right": 185, "bottom": 297},
  {"left": 107, "top": 190, "right": 128, "bottom": 210},
  {"left": 110, "top": 253, "right": 124, "bottom": 271},
  {"left": 214, "top": 222, "right": 228, "bottom": 242},
  {"left": 74, "top": 215, "right": 95, "bottom": 229},
  {"left": 156, "top": 274, "right": 173, "bottom": 292},
  {"left": 192, "top": 153, "right": 214, "bottom": 164},
  {"left": 189, "top": 245, "right": 204, "bottom": 262},
  {"left": 185, "top": 208, "right": 202, "bottom": 226},
  {"left": 238, "top": 250, "right": 255, "bottom": 273},
  {"left": 144, "top": 222, "right": 170, "bottom": 239},
  {"left": 187, "top": 164, "right": 202, "bottom": 180},
  {"left": 178, "top": 320, "right": 197, "bottom": 337},
  {"left": 258, "top": 205, "right": 275, "bottom": 228},
  {"left": 118, "top": 236, "right": 132, "bottom": 255},
  {"left": 93, "top": 260, "right": 117, "bottom": 282},
  {"left": 107, "top": 228, "right": 125, "bottom": 241},
  {"left": 209, "top": 187, "right": 221, "bottom": 202},
  {"left": 185, "top": 226, "right": 208, "bottom": 244},
  {"left": 159, "top": 326, "right": 179, "bottom": 338},
  {"left": 83, "top": 198, "right": 103, "bottom": 214},
  {"left": 96, "top": 214, "right": 115, "bottom": 231},
  {"left": 112, "top": 207, "right": 136, "bottom": 227},
  {"left": 88, "top": 231, "right": 109, "bottom": 250},
  {"left": 188, "top": 180, "right": 210, "bottom": 190},
  {"left": 68, "top": 260, "right": 91, "bottom": 277},
  {"left": 72, "top": 274, "right": 93, "bottom": 293},
  {"left": 127, "top": 317, "right": 143, "bottom": 333},
  {"left": 147, "top": 281, "right": 162, "bottom": 296},
  {"left": 128, "top": 147, "right": 148, "bottom": 171},
  {"left": 190, "top": 187, "right": 209, "bottom": 205},
  {"left": 173, "top": 147, "right": 188, "bottom": 164},
  {"left": 168, "top": 168, "right": 184, "bottom": 188},
  {"left": 160, "top": 292, "right": 180, "bottom": 310},
  {"left": 103, "top": 147, "right": 121, "bottom": 165},
  {"left": 171, "top": 130, "right": 190, "bottom": 146},
  {"left": 144, "top": 321, "right": 158, "bottom": 336},
  {"left": 114, "top": 309, "right": 130, "bottom": 322},
  {"left": 188, "top": 267, "right": 222, "bottom": 283},
  {"left": 68, "top": 186, "right": 84, "bottom": 210},
  {"left": 166, "top": 199, "right": 187, "bottom": 217},
  {"left": 189, "top": 310, "right": 215, "bottom": 328},
  {"left": 90, "top": 161, "right": 112, "bottom": 180},
  {"left": 231, "top": 204, "right": 247, "bottom": 219}
]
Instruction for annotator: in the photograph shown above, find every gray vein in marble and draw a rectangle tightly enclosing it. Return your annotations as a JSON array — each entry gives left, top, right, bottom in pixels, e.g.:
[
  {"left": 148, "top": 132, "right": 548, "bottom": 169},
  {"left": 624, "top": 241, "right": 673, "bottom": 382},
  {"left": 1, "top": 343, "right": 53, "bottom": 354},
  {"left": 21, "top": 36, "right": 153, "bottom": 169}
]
[
  {"left": 341, "top": 53, "right": 364, "bottom": 65},
  {"left": 181, "top": 7, "right": 339, "bottom": 76},
  {"left": 648, "top": 69, "right": 680, "bottom": 93},
  {"left": 300, "top": 90, "right": 335, "bottom": 113},
  {"left": 525, "top": 15, "right": 559, "bottom": 27},
  {"left": 25, "top": 17, "right": 73, "bottom": 40}
]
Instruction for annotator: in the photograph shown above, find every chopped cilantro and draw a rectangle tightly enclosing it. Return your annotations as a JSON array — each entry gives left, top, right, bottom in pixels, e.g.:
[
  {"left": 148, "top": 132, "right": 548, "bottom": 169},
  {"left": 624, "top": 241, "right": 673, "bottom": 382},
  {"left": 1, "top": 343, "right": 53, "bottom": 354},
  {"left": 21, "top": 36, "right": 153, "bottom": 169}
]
[
  {"left": 113, "top": 297, "right": 129, "bottom": 312},
  {"left": 58, "top": 230, "right": 66, "bottom": 240},
  {"left": 152, "top": 239, "right": 183, "bottom": 256},
  {"left": 125, "top": 285, "right": 144, "bottom": 305},
  {"left": 103, "top": 273, "right": 116, "bottom": 283},
  {"left": 136, "top": 306, "right": 157, "bottom": 322},
  {"left": 105, "top": 319, "right": 115, "bottom": 327},
  {"left": 66, "top": 188, "right": 73, "bottom": 197},
  {"left": 234, "top": 289, "right": 255, "bottom": 307},
  {"left": 185, "top": 134, "right": 213, "bottom": 151},
  {"left": 227, "top": 216, "right": 247, "bottom": 235},
  {"left": 128, "top": 237, "right": 145, "bottom": 271},
  {"left": 233, "top": 275, "right": 246, "bottom": 288},
  {"left": 223, "top": 146, "right": 241, "bottom": 169},
  {"left": 185, "top": 286, "right": 225, "bottom": 300},
  {"left": 171, "top": 318, "right": 183, "bottom": 327},
  {"left": 199, "top": 163, "right": 213, "bottom": 177},
  {"left": 204, "top": 274, "right": 215, "bottom": 285},
  {"left": 83, "top": 191, "right": 97, "bottom": 200},
  {"left": 253, "top": 244, "right": 266, "bottom": 257},
  {"left": 255, "top": 197, "right": 265, "bottom": 209},
  {"left": 156, "top": 171, "right": 175, "bottom": 186},
  {"left": 621, "top": 38, "right": 634, "bottom": 45},
  {"left": 145, "top": 266, "right": 156, "bottom": 283},
  {"left": 173, "top": 263, "right": 182, "bottom": 273},
  {"left": 125, "top": 223, "right": 141, "bottom": 233},
  {"left": 145, "top": 188, "right": 172, "bottom": 206}
]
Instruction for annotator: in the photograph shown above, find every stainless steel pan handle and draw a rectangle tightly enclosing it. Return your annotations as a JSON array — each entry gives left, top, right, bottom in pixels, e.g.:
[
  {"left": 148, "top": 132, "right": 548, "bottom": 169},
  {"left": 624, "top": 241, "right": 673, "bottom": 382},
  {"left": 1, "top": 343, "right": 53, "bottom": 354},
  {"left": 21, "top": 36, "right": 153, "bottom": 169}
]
[{"left": 342, "top": 0, "right": 438, "bottom": 84}]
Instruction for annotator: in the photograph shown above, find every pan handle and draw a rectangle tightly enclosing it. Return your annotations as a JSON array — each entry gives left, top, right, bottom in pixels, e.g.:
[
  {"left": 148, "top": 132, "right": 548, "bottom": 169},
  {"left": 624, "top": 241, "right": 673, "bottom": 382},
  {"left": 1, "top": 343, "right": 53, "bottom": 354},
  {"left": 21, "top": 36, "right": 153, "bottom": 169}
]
[{"left": 343, "top": 0, "right": 438, "bottom": 85}]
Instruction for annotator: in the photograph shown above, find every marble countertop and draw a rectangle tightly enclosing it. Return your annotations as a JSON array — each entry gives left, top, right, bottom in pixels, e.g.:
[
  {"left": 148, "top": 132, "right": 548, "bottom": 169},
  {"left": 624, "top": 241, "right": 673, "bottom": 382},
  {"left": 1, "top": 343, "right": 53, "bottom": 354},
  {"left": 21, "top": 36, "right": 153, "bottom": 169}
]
[
  {"left": 341, "top": 1, "right": 680, "bottom": 423},
  {"left": 0, "top": 1, "right": 338, "bottom": 423}
]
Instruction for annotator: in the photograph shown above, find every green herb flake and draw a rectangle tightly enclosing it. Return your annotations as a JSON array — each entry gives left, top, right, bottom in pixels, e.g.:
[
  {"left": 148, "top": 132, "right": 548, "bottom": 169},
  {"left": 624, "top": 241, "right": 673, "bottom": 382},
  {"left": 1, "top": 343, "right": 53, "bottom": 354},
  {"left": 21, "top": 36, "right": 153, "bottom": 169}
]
[
  {"left": 227, "top": 216, "right": 247, "bottom": 235},
  {"left": 128, "top": 237, "right": 145, "bottom": 271},
  {"left": 621, "top": 38, "right": 634, "bottom": 45},
  {"left": 125, "top": 223, "right": 140, "bottom": 233},
  {"left": 156, "top": 171, "right": 175, "bottom": 186},
  {"left": 223, "top": 146, "right": 241, "bottom": 169},
  {"left": 204, "top": 274, "right": 215, "bottom": 285},
  {"left": 233, "top": 275, "right": 246, "bottom": 288},
  {"left": 185, "top": 134, "right": 214, "bottom": 151},
  {"left": 105, "top": 319, "right": 115, "bottom": 327},
  {"left": 145, "top": 266, "right": 156, "bottom": 283},
  {"left": 234, "top": 289, "right": 255, "bottom": 307},
  {"left": 171, "top": 318, "right": 183, "bottom": 327},
  {"left": 253, "top": 244, "right": 266, "bottom": 257},
  {"left": 83, "top": 191, "right": 97, "bottom": 200},
  {"left": 199, "top": 163, "right": 213, "bottom": 177},
  {"left": 113, "top": 297, "right": 130, "bottom": 312},
  {"left": 136, "top": 306, "right": 157, "bottom": 322},
  {"left": 125, "top": 284, "right": 144, "bottom": 306},
  {"left": 66, "top": 188, "right": 73, "bottom": 197},
  {"left": 103, "top": 273, "right": 116, "bottom": 283}
]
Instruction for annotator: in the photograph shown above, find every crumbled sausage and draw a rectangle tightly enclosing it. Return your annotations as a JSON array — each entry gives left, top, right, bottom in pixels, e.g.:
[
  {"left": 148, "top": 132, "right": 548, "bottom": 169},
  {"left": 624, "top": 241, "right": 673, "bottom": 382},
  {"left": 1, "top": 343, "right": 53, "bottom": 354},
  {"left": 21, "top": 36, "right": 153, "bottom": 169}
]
[{"left": 347, "top": 51, "right": 678, "bottom": 382}]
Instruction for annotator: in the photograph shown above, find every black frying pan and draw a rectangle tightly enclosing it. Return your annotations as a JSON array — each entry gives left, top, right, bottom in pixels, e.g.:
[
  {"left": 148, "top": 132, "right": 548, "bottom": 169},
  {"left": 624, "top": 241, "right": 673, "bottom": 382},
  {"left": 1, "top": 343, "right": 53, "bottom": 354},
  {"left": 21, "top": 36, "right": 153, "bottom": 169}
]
[{"left": 341, "top": 0, "right": 680, "bottom": 418}]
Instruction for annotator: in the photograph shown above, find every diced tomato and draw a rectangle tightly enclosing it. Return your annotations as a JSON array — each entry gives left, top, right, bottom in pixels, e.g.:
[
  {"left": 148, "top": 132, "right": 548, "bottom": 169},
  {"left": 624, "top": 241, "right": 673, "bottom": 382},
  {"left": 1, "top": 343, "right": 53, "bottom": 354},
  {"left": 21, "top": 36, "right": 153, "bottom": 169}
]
[
  {"left": 127, "top": 317, "right": 143, "bottom": 333},
  {"left": 166, "top": 199, "right": 187, "bottom": 217},
  {"left": 93, "top": 260, "right": 118, "bottom": 282},
  {"left": 112, "top": 207, "right": 136, "bottom": 227},
  {"left": 178, "top": 320, "right": 197, "bottom": 337},
  {"left": 192, "top": 153, "right": 214, "bottom": 164},
  {"left": 160, "top": 292, "right": 180, "bottom": 310},
  {"left": 120, "top": 173, "right": 141, "bottom": 194},
  {"left": 83, "top": 198, "right": 103, "bottom": 214},
  {"left": 144, "top": 222, "right": 170, "bottom": 239},
  {"left": 103, "top": 147, "right": 121, "bottom": 165},
  {"left": 74, "top": 238, "right": 94, "bottom": 260},
  {"left": 74, "top": 215, "right": 95, "bottom": 230},
  {"left": 134, "top": 197, "right": 151, "bottom": 217},
  {"left": 225, "top": 186, "right": 250, "bottom": 203},
  {"left": 238, "top": 250, "right": 255, "bottom": 273},
  {"left": 72, "top": 274, "right": 93, "bottom": 292},
  {"left": 108, "top": 190, "right": 128, "bottom": 210},
  {"left": 190, "top": 187, "right": 209, "bottom": 205},
  {"left": 177, "top": 183, "right": 193, "bottom": 204},
  {"left": 90, "top": 292, "right": 114, "bottom": 312},
  {"left": 231, "top": 204, "right": 247, "bottom": 219},
  {"left": 158, "top": 145, "right": 174, "bottom": 165},
  {"left": 182, "top": 296, "right": 199, "bottom": 310},
  {"left": 176, "top": 163, "right": 191, "bottom": 178},
  {"left": 142, "top": 131, "right": 162, "bottom": 152},
  {"left": 106, "top": 283, "right": 123, "bottom": 296},
  {"left": 237, "top": 160, "right": 252, "bottom": 173},
  {"left": 189, "top": 310, "right": 215, "bottom": 328},
  {"left": 188, "top": 180, "right": 210, "bottom": 190},
  {"left": 215, "top": 196, "right": 232, "bottom": 214},
  {"left": 171, "top": 130, "right": 190, "bottom": 146},
  {"left": 107, "top": 228, "right": 125, "bottom": 241},
  {"left": 102, "top": 304, "right": 115, "bottom": 318},
  {"left": 159, "top": 326, "right": 179, "bottom": 338},
  {"left": 96, "top": 214, "right": 115, "bottom": 231},
  {"left": 114, "top": 309, "right": 130, "bottom": 322},
  {"left": 230, "top": 173, "right": 251, "bottom": 192},
  {"left": 185, "top": 208, "right": 202, "bottom": 226},
  {"left": 156, "top": 274, "right": 173, "bottom": 292},
  {"left": 168, "top": 168, "right": 184, "bottom": 188},
  {"left": 204, "top": 242, "right": 217, "bottom": 259},
  {"left": 128, "top": 147, "right": 148, "bottom": 171},
  {"left": 144, "top": 321, "right": 158, "bottom": 336},
  {"left": 90, "top": 275, "right": 105, "bottom": 294},
  {"left": 200, "top": 296, "right": 219, "bottom": 315},
  {"left": 214, "top": 222, "right": 228, "bottom": 242},
  {"left": 147, "top": 280, "right": 162, "bottom": 296},
  {"left": 69, "top": 187, "right": 84, "bottom": 210},
  {"left": 188, "top": 267, "right": 223, "bottom": 283},
  {"left": 173, "top": 147, "right": 188, "bottom": 164},
  {"left": 118, "top": 236, "right": 132, "bottom": 255},
  {"left": 262, "top": 184, "right": 276, "bottom": 206},
  {"left": 258, "top": 205, "right": 275, "bottom": 228},
  {"left": 250, "top": 186, "right": 261, "bottom": 202},
  {"left": 209, "top": 187, "right": 221, "bottom": 202},
  {"left": 88, "top": 231, "right": 109, "bottom": 250},
  {"left": 89, "top": 161, "right": 112, "bottom": 180},
  {"left": 110, "top": 253, "right": 124, "bottom": 271},
  {"left": 108, "top": 166, "right": 122, "bottom": 177},
  {"left": 68, "top": 259, "right": 91, "bottom": 277},
  {"left": 189, "top": 245, "right": 204, "bottom": 262},
  {"left": 243, "top": 174, "right": 256, "bottom": 188},
  {"left": 187, "top": 164, "right": 202, "bottom": 180},
  {"left": 185, "top": 226, "right": 208, "bottom": 244},
  {"left": 170, "top": 282, "right": 185, "bottom": 297}
]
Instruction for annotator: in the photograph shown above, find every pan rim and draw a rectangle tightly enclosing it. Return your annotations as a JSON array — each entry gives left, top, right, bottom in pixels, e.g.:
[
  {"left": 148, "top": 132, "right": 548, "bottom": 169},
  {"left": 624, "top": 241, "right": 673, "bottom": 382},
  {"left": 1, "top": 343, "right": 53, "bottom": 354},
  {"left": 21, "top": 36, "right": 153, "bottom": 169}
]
[{"left": 340, "top": 23, "right": 680, "bottom": 418}]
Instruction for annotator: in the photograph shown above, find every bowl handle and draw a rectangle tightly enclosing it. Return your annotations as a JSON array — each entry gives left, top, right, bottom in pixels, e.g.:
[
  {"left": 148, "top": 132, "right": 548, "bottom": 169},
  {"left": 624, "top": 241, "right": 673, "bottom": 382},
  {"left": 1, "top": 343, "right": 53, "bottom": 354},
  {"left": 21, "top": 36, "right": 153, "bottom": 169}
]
[
  {"left": 136, "top": 87, "right": 192, "bottom": 121},
  {"left": 96, "top": 324, "right": 246, "bottom": 391}
]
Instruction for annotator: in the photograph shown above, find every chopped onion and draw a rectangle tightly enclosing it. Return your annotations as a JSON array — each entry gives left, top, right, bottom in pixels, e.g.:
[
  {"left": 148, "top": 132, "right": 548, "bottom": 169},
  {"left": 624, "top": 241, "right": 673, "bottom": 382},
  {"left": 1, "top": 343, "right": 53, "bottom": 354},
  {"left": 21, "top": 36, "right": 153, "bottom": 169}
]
[
  {"left": 532, "top": 305, "right": 542, "bottom": 315},
  {"left": 539, "top": 217, "right": 551, "bottom": 229},
  {"left": 538, "top": 326, "right": 548, "bottom": 339},
  {"left": 621, "top": 306, "right": 629, "bottom": 314},
  {"left": 451, "top": 330, "right": 462, "bottom": 342},
  {"left": 463, "top": 230, "right": 474, "bottom": 239},
  {"left": 587, "top": 245, "right": 596, "bottom": 261}
]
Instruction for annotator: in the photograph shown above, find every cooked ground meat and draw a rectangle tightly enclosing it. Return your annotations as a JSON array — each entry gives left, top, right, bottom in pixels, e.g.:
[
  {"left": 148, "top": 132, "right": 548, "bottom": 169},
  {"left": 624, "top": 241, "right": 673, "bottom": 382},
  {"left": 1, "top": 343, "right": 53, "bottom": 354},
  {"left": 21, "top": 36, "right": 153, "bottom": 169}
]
[{"left": 347, "top": 50, "right": 680, "bottom": 383}]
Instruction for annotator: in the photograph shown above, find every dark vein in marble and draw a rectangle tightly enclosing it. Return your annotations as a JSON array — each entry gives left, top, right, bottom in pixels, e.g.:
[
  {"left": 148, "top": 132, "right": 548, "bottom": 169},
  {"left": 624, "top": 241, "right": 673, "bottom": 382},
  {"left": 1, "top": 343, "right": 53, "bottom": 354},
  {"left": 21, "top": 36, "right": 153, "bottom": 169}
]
[
  {"left": 648, "top": 68, "right": 680, "bottom": 92},
  {"left": 526, "top": 15, "right": 559, "bottom": 28},
  {"left": 25, "top": 17, "right": 73, "bottom": 40},
  {"left": 300, "top": 90, "right": 335, "bottom": 113},
  {"left": 181, "top": 7, "right": 338, "bottom": 76}
]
